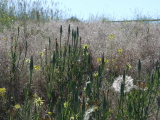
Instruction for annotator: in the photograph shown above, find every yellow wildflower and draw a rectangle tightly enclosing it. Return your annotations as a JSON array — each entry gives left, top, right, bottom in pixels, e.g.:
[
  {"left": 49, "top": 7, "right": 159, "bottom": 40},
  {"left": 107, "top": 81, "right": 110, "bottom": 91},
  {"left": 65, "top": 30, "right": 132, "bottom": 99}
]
[
  {"left": 0, "top": 88, "right": 6, "bottom": 97},
  {"left": 126, "top": 64, "right": 132, "bottom": 70},
  {"left": 14, "top": 104, "right": 20, "bottom": 109},
  {"left": 48, "top": 112, "right": 52, "bottom": 117},
  {"left": 118, "top": 48, "right": 122, "bottom": 53},
  {"left": 112, "top": 59, "right": 114, "bottom": 62},
  {"left": 3, "top": 38, "right": 6, "bottom": 40},
  {"left": 26, "top": 59, "right": 30, "bottom": 64},
  {"left": 104, "top": 59, "right": 109, "bottom": 63},
  {"left": 39, "top": 52, "right": 44, "bottom": 57},
  {"left": 70, "top": 114, "right": 78, "bottom": 120},
  {"left": 97, "top": 58, "right": 101, "bottom": 63},
  {"left": 83, "top": 87, "right": 86, "bottom": 91},
  {"left": 34, "top": 65, "right": 40, "bottom": 70},
  {"left": 33, "top": 93, "right": 38, "bottom": 98},
  {"left": 109, "top": 34, "right": 114, "bottom": 40},
  {"left": 93, "top": 72, "right": 98, "bottom": 77},
  {"left": 135, "top": 29, "right": 137, "bottom": 32},
  {"left": 64, "top": 102, "right": 69, "bottom": 108},
  {"left": 82, "top": 44, "right": 89, "bottom": 49},
  {"left": 70, "top": 116, "right": 74, "bottom": 120},
  {"left": 94, "top": 106, "right": 98, "bottom": 111},
  {"left": 34, "top": 97, "right": 44, "bottom": 107}
]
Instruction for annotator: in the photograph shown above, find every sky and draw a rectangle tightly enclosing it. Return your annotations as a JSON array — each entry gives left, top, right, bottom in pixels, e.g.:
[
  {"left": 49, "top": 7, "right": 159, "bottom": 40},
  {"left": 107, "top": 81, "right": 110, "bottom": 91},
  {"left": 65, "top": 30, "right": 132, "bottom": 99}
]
[
  {"left": 9, "top": 0, "right": 160, "bottom": 21},
  {"left": 51, "top": 0, "right": 160, "bottom": 21}
]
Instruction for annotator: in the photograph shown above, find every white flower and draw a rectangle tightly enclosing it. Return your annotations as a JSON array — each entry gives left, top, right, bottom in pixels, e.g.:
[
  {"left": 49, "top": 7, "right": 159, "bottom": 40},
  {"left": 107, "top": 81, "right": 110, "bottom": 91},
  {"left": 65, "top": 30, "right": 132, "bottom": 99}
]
[
  {"left": 112, "top": 75, "right": 137, "bottom": 93},
  {"left": 34, "top": 97, "right": 44, "bottom": 107},
  {"left": 86, "top": 81, "right": 91, "bottom": 87},
  {"left": 84, "top": 106, "right": 96, "bottom": 120}
]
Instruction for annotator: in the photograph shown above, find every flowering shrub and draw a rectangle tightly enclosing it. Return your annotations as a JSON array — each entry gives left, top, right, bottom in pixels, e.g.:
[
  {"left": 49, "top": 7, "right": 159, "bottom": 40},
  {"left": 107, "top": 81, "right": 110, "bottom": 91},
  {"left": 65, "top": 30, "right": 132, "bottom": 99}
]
[{"left": 112, "top": 75, "right": 137, "bottom": 93}]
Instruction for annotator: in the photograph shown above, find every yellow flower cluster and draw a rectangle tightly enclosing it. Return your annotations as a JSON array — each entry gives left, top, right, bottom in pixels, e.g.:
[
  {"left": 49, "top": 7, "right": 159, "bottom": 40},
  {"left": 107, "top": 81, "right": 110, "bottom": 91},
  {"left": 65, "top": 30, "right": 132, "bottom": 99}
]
[
  {"left": 82, "top": 44, "right": 89, "bottom": 49},
  {"left": 94, "top": 106, "right": 98, "bottom": 111},
  {"left": 34, "top": 97, "right": 44, "bottom": 107},
  {"left": 70, "top": 114, "right": 78, "bottom": 120},
  {"left": 34, "top": 65, "right": 40, "bottom": 70},
  {"left": 26, "top": 59, "right": 30, "bottom": 64},
  {"left": 39, "top": 52, "right": 44, "bottom": 57},
  {"left": 97, "top": 58, "right": 109, "bottom": 64},
  {"left": 118, "top": 48, "right": 122, "bottom": 53},
  {"left": 0, "top": 88, "right": 6, "bottom": 97},
  {"left": 104, "top": 59, "right": 109, "bottom": 63},
  {"left": 126, "top": 64, "right": 132, "bottom": 70},
  {"left": 64, "top": 101, "right": 69, "bottom": 108},
  {"left": 109, "top": 34, "right": 114, "bottom": 40},
  {"left": 14, "top": 104, "right": 20, "bottom": 109},
  {"left": 97, "top": 58, "right": 101, "bottom": 62},
  {"left": 93, "top": 72, "right": 98, "bottom": 77}
]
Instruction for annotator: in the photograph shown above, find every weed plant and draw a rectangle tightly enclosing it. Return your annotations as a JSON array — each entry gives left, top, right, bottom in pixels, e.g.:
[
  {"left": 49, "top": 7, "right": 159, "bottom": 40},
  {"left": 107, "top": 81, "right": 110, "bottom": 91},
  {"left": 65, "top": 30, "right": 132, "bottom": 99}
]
[{"left": 1, "top": 0, "right": 160, "bottom": 120}]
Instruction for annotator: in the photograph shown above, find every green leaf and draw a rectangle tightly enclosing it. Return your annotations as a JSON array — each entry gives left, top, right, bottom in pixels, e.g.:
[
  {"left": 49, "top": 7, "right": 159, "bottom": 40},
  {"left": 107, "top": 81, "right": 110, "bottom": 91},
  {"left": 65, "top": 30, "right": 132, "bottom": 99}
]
[
  {"left": 30, "top": 56, "right": 33, "bottom": 71},
  {"left": 103, "top": 95, "right": 106, "bottom": 119},
  {"left": 138, "top": 59, "right": 141, "bottom": 79},
  {"left": 102, "top": 53, "right": 104, "bottom": 70},
  {"left": 82, "top": 96, "right": 85, "bottom": 115},
  {"left": 60, "top": 25, "right": 62, "bottom": 34}
]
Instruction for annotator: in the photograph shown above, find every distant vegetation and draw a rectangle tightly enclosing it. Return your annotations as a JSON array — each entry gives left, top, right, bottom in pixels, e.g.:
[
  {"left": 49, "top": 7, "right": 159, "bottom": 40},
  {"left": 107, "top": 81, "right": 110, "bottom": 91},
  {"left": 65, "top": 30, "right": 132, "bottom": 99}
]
[{"left": 66, "top": 16, "right": 81, "bottom": 22}]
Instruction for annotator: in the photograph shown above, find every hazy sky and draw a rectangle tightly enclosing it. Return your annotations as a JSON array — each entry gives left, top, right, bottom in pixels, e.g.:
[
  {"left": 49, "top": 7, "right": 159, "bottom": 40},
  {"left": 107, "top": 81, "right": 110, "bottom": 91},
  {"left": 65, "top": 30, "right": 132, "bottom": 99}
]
[
  {"left": 11, "top": 0, "right": 160, "bottom": 21},
  {"left": 52, "top": 0, "right": 160, "bottom": 20}
]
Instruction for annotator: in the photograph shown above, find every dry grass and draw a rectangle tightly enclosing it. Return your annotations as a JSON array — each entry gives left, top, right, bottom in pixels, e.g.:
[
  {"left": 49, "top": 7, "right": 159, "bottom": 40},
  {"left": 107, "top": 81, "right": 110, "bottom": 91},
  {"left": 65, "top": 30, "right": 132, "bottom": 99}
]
[
  {"left": 1, "top": 19, "right": 160, "bottom": 119},
  {"left": 1, "top": 20, "right": 160, "bottom": 75}
]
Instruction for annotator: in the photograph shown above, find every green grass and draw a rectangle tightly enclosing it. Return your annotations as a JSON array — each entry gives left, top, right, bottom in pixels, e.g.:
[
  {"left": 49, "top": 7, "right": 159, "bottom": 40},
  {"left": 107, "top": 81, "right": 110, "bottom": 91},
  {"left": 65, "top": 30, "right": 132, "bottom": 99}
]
[{"left": 1, "top": 0, "right": 160, "bottom": 120}]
